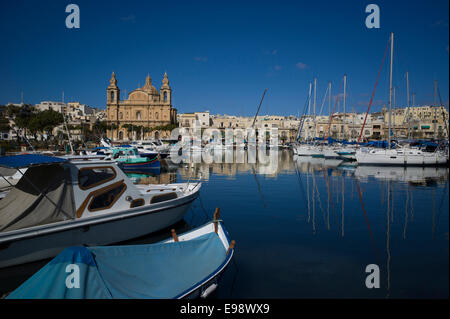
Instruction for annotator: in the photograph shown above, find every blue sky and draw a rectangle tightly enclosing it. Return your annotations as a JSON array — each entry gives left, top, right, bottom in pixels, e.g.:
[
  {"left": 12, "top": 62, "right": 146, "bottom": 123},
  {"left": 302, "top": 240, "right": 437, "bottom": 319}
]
[{"left": 0, "top": 0, "right": 448, "bottom": 116}]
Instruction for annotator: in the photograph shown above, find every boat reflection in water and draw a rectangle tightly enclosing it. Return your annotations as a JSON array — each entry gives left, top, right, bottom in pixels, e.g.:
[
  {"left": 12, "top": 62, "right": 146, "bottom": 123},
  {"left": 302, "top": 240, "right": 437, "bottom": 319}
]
[{"left": 353, "top": 166, "right": 448, "bottom": 186}]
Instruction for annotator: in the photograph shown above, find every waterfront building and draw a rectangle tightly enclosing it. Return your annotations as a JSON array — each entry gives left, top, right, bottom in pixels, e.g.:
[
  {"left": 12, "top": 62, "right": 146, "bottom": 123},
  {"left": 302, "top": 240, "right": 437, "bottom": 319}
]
[
  {"left": 106, "top": 72, "right": 177, "bottom": 141},
  {"left": 176, "top": 105, "right": 448, "bottom": 143}
]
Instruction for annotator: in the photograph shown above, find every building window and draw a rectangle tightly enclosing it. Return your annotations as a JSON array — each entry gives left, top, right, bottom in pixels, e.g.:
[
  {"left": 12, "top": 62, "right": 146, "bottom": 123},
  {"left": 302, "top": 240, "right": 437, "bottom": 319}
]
[
  {"left": 119, "top": 112, "right": 123, "bottom": 119},
  {"left": 110, "top": 91, "right": 114, "bottom": 102},
  {"left": 164, "top": 92, "right": 168, "bottom": 103},
  {"left": 155, "top": 112, "right": 159, "bottom": 120},
  {"left": 136, "top": 111, "right": 141, "bottom": 120}
]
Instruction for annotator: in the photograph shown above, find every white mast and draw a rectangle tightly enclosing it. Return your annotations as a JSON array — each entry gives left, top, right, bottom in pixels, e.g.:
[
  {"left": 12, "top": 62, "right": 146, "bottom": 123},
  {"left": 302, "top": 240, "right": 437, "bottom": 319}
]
[
  {"left": 343, "top": 74, "right": 347, "bottom": 141},
  {"left": 328, "top": 81, "right": 332, "bottom": 139},
  {"left": 406, "top": 71, "right": 410, "bottom": 139},
  {"left": 313, "top": 78, "right": 317, "bottom": 140},
  {"left": 62, "top": 91, "right": 74, "bottom": 154},
  {"left": 434, "top": 80, "right": 437, "bottom": 138},
  {"left": 307, "top": 82, "right": 312, "bottom": 141},
  {"left": 388, "top": 32, "right": 394, "bottom": 149}
]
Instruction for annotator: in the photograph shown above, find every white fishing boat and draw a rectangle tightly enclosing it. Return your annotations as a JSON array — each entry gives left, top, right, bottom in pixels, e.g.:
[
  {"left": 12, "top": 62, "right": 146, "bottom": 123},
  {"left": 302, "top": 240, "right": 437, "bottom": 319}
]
[{"left": 0, "top": 154, "right": 201, "bottom": 268}]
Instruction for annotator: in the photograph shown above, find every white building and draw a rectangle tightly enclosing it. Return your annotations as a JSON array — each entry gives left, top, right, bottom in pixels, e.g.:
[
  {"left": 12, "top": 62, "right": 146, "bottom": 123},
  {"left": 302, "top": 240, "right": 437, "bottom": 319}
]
[{"left": 35, "top": 101, "right": 66, "bottom": 113}]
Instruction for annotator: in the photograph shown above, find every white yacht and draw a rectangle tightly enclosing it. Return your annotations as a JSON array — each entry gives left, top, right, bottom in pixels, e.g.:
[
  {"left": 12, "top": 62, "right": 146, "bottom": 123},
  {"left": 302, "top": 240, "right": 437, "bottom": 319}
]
[{"left": 355, "top": 147, "right": 447, "bottom": 166}]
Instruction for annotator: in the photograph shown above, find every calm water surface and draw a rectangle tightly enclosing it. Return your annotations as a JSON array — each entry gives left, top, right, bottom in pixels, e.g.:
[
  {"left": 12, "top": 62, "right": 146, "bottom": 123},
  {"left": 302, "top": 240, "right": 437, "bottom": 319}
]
[
  {"left": 1, "top": 150, "right": 448, "bottom": 298},
  {"left": 156, "top": 150, "right": 449, "bottom": 298}
]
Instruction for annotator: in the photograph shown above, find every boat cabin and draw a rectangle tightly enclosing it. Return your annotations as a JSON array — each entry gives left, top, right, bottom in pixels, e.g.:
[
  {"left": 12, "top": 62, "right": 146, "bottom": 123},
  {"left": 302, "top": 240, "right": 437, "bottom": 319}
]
[{"left": 0, "top": 154, "right": 186, "bottom": 233}]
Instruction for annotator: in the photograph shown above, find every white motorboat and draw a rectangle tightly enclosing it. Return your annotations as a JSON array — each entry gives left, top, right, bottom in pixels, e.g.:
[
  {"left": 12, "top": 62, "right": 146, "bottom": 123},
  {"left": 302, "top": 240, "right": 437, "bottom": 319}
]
[
  {"left": 134, "top": 139, "right": 170, "bottom": 157},
  {"left": 0, "top": 154, "right": 201, "bottom": 268}
]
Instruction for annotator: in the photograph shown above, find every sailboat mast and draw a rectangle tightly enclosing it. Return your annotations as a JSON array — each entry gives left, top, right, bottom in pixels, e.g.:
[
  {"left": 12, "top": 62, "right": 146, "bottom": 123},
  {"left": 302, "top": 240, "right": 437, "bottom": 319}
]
[
  {"left": 406, "top": 71, "right": 410, "bottom": 139},
  {"left": 251, "top": 88, "right": 268, "bottom": 129},
  {"left": 328, "top": 81, "right": 332, "bottom": 139},
  {"left": 62, "top": 91, "right": 74, "bottom": 154},
  {"left": 313, "top": 78, "right": 317, "bottom": 140},
  {"left": 343, "top": 74, "right": 347, "bottom": 141},
  {"left": 434, "top": 80, "right": 437, "bottom": 138},
  {"left": 308, "top": 82, "right": 312, "bottom": 141},
  {"left": 388, "top": 32, "right": 394, "bottom": 149}
]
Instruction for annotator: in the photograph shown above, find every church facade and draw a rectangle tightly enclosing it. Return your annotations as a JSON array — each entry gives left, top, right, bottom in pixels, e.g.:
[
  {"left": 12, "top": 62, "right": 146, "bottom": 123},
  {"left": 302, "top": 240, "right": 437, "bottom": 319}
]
[{"left": 106, "top": 72, "right": 177, "bottom": 140}]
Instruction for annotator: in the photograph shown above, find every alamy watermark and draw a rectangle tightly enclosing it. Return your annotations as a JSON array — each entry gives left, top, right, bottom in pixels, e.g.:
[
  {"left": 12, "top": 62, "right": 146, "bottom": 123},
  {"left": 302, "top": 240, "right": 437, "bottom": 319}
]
[
  {"left": 65, "top": 4, "right": 80, "bottom": 29},
  {"left": 365, "top": 264, "right": 380, "bottom": 289},
  {"left": 365, "top": 4, "right": 380, "bottom": 29},
  {"left": 65, "top": 264, "right": 80, "bottom": 289}
]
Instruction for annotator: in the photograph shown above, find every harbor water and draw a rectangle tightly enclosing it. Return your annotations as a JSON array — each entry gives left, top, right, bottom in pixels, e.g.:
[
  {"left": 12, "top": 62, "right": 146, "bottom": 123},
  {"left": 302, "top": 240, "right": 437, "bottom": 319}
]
[{"left": 1, "top": 149, "right": 448, "bottom": 298}]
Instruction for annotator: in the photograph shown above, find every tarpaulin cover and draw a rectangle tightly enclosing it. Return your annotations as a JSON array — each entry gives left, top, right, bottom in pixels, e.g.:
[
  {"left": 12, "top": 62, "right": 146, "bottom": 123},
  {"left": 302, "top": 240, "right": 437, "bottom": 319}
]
[
  {"left": 0, "top": 154, "right": 67, "bottom": 169},
  {"left": 0, "top": 164, "right": 75, "bottom": 232},
  {"left": 7, "top": 232, "right": 226, "bottom": 299}
]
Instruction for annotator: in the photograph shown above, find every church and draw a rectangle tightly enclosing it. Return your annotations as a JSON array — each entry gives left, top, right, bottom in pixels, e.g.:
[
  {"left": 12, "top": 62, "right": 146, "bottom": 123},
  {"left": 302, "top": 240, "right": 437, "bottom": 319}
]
[{"left": 106, "top": 72, "right": 177, "bottom": 140}]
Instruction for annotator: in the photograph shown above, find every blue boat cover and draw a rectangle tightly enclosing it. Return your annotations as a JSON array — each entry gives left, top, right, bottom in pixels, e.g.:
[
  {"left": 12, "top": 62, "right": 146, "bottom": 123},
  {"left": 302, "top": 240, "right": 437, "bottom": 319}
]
[
  {"left": 7, "top": 232, "right": 226, "bottom": 299},
  {"left": 0, "top": 154, "right": 67, "bottom": 169}
]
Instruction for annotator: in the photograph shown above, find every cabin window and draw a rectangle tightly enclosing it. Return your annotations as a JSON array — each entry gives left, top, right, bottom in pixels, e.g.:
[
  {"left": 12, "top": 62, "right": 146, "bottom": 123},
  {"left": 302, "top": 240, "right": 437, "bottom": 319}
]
[
  {"left": 78, "top": 167, "right": 117, "bottom": 190},
  {"left": 88, "top": 182, "right": 127, "bottom": 211},
  {"left": 150, "top": 192, "right": 178, "bottom": 204},
  {"left": 130, "top": 198, "right": 145, "bottom": 208}
]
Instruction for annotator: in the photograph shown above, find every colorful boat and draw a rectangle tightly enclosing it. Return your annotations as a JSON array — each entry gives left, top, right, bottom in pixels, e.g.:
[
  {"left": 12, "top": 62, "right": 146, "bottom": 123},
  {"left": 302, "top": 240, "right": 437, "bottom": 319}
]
[{"left": 111, "top": 147, "right": 161, "bottom": 172}]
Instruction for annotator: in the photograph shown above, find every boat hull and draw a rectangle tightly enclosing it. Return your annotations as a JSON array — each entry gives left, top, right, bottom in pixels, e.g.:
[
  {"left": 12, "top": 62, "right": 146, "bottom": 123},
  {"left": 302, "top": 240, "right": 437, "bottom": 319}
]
[
  {"left": 0, "top": 195, "right": 197, "bottom": 269},
  {"left": 119, "top": 159, "right": 161, "bottom": 171},
  {"left": 356, "top": 150, "right": 447, "bottom": 166}
]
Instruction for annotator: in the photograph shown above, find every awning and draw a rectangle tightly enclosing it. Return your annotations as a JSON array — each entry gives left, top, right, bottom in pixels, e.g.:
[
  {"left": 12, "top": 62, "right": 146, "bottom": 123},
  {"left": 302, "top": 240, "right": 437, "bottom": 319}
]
[{"left": 0, "top": 154, "right": 67, "bottom": 169}]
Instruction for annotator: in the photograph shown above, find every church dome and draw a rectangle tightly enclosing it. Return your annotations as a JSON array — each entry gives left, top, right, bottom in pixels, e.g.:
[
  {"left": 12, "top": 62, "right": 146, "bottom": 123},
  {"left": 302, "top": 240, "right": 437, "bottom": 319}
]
[{"left": 142, "top": 74, "right": 159, "bottom": 96}]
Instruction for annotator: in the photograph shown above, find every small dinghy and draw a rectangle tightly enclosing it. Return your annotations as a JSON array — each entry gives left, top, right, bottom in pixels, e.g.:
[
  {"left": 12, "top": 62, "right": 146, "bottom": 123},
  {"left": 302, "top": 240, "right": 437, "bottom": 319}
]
[{"left": 6, "top": 210, "right": 235, "bottom": 299}]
